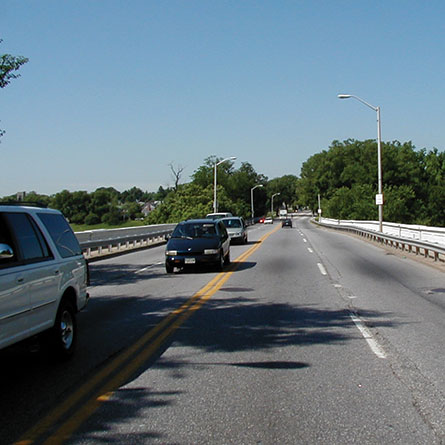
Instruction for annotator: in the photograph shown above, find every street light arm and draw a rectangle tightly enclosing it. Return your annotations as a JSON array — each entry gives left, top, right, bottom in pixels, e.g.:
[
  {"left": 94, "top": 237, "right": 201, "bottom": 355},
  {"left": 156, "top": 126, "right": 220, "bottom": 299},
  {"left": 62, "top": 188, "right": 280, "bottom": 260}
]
[
  {"left": 216, "top": 156, "right": 237, "bottom": 167},
  {"left": 338, "top": 94, "right": 377, "bottom": 112}
]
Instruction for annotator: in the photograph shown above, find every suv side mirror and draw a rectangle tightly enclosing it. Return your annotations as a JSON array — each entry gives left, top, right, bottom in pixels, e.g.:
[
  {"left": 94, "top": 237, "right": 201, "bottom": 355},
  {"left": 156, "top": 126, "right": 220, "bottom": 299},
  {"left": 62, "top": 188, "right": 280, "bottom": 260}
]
[{"left": 0, "top": 243, "right": 14, "bottom": 259}]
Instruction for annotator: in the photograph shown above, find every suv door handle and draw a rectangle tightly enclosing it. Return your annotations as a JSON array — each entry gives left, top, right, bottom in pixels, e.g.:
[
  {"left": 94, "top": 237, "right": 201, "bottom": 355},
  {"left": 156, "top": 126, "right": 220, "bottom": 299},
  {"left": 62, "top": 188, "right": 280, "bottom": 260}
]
[{"left": 16, "top": 277, "right": 24, "bottom": 284}]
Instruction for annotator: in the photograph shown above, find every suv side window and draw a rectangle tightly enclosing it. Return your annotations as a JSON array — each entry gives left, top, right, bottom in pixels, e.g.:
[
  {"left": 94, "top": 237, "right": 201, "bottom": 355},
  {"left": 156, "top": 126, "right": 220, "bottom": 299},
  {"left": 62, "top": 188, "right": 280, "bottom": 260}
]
[
  {"left": 4, "top": 212, "right": 52, "bottom": 262},
  {"left": 37, "top": 213, "right": 82, "bottom": 258},
  {"left": 0, "top": 214, "right": 18, "bottom": 267}
]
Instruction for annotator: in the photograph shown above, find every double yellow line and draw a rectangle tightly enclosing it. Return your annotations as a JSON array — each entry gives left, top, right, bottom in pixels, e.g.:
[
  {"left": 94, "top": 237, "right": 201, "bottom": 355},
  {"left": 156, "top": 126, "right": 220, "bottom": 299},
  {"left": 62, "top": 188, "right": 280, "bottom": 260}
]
[{"left": 16, "top": 225, "right": 280, "bottom": 445}]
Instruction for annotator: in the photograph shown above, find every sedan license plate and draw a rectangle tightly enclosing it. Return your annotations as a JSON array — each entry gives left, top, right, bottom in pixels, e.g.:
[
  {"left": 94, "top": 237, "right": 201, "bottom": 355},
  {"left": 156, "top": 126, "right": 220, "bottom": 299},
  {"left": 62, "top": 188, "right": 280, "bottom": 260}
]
[{"left": 185, "top": 258, "right": 196, "bottom": 264}]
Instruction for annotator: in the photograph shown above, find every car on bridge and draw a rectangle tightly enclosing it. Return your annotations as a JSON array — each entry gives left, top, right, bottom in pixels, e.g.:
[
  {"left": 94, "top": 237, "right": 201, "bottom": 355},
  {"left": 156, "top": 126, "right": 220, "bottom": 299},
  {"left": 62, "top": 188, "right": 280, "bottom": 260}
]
[
  {"left": 165, "top": 219, "right": 230, "bottom": 273},
  {"left": 281, "top": 218, "right": 292, "bottom": 228},
  {"left": 0, "top": 204, "right": 89, "bottom": 359},
  {"left": 221, "top": 216, "right": 248, "bottom": 244}
]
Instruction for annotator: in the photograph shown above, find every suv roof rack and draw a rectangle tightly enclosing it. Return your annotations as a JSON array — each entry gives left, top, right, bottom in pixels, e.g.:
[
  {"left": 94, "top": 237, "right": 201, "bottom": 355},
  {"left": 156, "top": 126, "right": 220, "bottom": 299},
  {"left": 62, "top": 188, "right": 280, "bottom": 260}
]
[{"left": 0, "top": 201, "right": 48, "bottom": 208}]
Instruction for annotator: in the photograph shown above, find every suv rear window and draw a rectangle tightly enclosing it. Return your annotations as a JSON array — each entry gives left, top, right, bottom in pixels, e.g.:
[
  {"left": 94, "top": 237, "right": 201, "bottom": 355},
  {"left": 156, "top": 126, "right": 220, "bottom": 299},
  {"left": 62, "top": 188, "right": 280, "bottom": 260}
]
[{"left": 38, "top": 213, "right": 82, "bottom": 258}]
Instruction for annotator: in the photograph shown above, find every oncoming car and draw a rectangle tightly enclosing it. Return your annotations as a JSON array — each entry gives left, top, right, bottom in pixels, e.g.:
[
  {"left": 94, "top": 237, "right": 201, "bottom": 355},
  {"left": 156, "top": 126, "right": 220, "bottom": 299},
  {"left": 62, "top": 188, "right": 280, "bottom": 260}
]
[
  {"left": 165, "top": 219, "right": 230, "bottom": 273},
  {"left": 221, "top": 217, "right": 247, "bottom": 244}
]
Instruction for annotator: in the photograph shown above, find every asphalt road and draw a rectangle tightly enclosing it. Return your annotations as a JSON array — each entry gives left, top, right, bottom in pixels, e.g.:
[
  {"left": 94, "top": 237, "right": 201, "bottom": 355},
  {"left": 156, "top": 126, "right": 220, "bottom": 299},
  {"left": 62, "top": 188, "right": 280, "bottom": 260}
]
[{"left": 1, "top": 217, "right": 444, "bottom": 444}]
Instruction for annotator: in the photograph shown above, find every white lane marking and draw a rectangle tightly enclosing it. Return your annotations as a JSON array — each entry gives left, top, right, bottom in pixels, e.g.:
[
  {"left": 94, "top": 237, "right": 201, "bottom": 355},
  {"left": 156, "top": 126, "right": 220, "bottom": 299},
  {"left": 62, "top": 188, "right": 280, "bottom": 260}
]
[
  {"left": 303, "top": 239, "right": 307, "bottom": 243},
  {"left": 135, "top": 262, "right": 163, "bottom": 274},
  {"left": 307, "top": 248, "right": 313, "bottom": 253},
  {"left": 317, "top": 263, "right": 327, "bottom": 275},
  {"left": 333, "top": 284, "right": 342, "bottom": 288},
  {"left": 350, "top": 313, "right": 387, "bottom": 359}
]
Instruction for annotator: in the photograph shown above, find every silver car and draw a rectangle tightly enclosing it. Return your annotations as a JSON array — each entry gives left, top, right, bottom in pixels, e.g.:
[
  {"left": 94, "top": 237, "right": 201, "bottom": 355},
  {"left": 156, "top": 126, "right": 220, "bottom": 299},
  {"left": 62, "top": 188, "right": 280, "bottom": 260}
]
[{"left": 221, "top": 217, "right": 248, "bottom": 244}]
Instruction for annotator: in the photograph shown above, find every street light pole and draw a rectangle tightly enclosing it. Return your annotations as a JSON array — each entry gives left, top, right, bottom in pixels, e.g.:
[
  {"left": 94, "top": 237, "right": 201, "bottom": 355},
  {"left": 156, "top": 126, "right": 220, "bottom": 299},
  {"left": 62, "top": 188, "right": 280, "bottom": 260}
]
[
  {"left": 271, "top": 193, "right": 280, "bottom": 218},
  {"left": 251, "top": 184, "right": 263, "bottom": 220},
  {"left": 338, "top": 94, "right": 383, "bottom": 232},
  {"left": 213, "top": 156, "right": 236, "bottom": 213}
]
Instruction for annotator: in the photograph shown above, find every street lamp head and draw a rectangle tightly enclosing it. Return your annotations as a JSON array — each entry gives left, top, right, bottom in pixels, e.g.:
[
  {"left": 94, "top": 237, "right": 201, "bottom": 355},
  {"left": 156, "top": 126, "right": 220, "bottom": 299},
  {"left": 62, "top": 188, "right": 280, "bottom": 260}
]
[{"left": 338, "top": 94, "right": 351, "bottom": 99}]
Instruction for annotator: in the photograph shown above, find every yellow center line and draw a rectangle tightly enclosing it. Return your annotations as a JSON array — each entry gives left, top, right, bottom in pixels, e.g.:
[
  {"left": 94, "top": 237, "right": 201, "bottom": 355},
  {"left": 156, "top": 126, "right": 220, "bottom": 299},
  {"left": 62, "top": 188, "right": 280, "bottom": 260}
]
[{"left": 16, "top": 225, "right": 279, "bottom": 445}]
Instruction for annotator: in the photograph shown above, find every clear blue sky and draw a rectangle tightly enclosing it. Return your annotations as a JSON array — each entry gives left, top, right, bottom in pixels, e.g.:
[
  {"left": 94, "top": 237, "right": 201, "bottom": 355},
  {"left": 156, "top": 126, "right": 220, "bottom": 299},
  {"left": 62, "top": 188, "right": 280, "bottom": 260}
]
[{"left": 1, "top": 1, "right": 444, "bottom": 196}]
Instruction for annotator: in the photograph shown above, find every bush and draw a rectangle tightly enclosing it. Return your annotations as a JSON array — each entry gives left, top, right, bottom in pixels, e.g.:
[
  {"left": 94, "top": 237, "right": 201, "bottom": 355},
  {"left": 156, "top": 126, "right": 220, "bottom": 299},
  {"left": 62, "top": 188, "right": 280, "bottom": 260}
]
[{"left": 85, "top": 213, "right": 100, "bottom": 225}]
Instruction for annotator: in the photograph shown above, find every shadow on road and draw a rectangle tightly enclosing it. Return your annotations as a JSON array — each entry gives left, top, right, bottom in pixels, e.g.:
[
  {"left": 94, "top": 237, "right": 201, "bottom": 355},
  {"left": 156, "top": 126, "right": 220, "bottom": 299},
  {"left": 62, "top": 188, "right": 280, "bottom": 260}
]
[{"left": 1, "top": 268, "right": 401, "bottom": 443}]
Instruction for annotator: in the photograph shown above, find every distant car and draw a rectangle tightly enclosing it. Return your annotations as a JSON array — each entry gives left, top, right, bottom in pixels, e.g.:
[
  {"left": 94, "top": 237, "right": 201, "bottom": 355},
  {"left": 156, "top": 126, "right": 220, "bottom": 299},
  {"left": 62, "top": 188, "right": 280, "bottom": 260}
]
[
  {"left": 264, "top": 217, "right": 273, "bottom": 224},
  {"left": 282, "top": 218, "right": 292, "bottom": 228},
  {"left": 205, "top": 212, "right": 233, "bottom": 220},
  {"left": 221, "top": 217, "right": 247, "bottom": 244},
  {"left": 165, "top": 219, "right": 230, "bottom": 273}
]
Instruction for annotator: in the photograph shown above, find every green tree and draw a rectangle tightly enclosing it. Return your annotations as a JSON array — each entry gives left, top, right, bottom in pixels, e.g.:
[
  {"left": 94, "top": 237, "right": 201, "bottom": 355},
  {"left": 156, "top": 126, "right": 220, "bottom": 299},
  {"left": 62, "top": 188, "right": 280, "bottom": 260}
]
[
  {"left": 0, "top": 40, "right": 28, "bottom": 140},
  {"left": 121, "top": 187, "right": 145, "bottom": 203},
  {"left": 122, "top": 201, "right": 143, "bottom": 220},
  {"left": 267, "top": 175, "right": 298, "bottom": 211},
  {"left": 145, "top": 183, "right": 234, "bottom": 224},
  {"left": 90, "top": 188, "right": 120, "bottom": 220}
]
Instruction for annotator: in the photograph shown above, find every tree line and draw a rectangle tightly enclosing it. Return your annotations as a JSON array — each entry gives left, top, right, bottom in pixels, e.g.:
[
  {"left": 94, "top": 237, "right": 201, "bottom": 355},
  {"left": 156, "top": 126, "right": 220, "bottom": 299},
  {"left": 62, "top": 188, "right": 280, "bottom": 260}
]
[
  {"left": 1, "top": 140, "right": 444, "bottom": 227},
  {"left": 0, "top": 187, "right": 169, "bottom": 225},
  {"left": 297, "top": 139, "right": 444, "bottom": 226}
]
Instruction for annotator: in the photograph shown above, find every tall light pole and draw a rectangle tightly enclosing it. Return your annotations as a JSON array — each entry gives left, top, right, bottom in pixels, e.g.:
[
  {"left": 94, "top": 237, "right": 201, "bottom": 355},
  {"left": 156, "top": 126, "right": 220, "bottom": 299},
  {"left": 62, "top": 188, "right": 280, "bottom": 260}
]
[
  {"left": 338, "top": 94, "right": 383, "bottom": 232},
  {"left": 251, "top": 184, "right": 263, "bottom": 220},
  {"left": 271, "top": 192, "right": 280, "bottom": 218},
  {"left": 213, "top": 156, "right": 236, "bottom": 213}
]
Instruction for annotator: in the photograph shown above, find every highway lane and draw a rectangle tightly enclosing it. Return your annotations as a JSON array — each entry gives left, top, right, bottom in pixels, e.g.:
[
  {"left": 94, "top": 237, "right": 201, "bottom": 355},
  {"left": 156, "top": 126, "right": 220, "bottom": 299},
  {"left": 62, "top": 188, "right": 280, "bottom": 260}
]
[{"left": 2, "top": 218, "right": 444, "bottom": 444}]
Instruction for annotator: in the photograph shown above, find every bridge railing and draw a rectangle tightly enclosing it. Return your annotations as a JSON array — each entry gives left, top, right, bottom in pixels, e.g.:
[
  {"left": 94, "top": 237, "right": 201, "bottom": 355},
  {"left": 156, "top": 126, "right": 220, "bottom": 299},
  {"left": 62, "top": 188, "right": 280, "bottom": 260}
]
[
  {"left": 76, "top": 224, "right": 176, "bottom": 260},
  {"left": 315, "top": 218, "right": 445, "bottom": 262}
]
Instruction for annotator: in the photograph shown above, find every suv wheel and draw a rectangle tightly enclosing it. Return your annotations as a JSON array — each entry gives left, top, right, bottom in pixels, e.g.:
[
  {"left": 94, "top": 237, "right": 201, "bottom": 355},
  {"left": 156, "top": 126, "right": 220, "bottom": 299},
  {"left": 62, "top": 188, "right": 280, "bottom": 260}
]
[
  {"left": 166, "top": 263, "right": 174, "bottom": 274},
  {"left": 49, "top": 299, "right": 77, "bottom": 360}
]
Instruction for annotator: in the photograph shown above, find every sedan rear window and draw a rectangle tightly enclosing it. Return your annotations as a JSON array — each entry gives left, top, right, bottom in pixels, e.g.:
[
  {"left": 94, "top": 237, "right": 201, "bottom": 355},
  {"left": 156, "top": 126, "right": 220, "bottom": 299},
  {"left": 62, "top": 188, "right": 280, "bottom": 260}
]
[{"left": 172, "top": 222, "right": 217, "bottom": 239}]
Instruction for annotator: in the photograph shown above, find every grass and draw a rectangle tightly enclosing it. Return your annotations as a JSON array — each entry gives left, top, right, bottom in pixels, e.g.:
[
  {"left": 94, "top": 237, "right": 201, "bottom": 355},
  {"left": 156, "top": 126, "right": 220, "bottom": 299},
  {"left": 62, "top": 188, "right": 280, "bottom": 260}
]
[{"left": 71, "top": 219, "right": 147, "bottom": 232}]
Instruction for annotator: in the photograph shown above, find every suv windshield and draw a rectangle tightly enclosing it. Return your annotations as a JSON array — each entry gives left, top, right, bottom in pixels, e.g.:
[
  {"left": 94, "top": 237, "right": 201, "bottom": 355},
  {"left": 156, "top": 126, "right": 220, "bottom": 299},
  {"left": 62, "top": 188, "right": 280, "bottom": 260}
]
[{"left": 172, "top": 222, "right": 217, "bottom": 239}]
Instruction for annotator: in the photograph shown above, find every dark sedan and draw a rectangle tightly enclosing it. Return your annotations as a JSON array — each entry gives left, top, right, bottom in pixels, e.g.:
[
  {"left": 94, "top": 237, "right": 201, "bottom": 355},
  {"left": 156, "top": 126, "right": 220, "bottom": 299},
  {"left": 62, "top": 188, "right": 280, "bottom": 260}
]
[
  {"left": 165, "top": 219, "right": 231, "bottom": 273},
  {"left": 281, "top": 218, "right": 292, "bottom": 228}
]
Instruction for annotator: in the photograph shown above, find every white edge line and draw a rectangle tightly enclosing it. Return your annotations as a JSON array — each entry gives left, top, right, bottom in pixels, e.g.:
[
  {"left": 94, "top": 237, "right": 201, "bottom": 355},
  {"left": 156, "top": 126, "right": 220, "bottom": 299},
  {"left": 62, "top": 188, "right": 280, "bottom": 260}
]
[
  {"left": 317, "top": 263, "right": 327, "bottom": 275},
  {"left": 350, "top": 313, "right": 387, "bottom": 359}
]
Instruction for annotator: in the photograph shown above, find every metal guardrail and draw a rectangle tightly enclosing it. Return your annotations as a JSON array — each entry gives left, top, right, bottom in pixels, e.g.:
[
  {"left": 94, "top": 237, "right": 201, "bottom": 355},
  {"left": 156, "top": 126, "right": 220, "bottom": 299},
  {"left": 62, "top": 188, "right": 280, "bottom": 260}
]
[
  {"left": 320, "top": 218, "right": 445, "bottom": 246},
  {"left": 314, "top": 219, "right": 445, "bottom": 262},
  {"left": 76, "top": 225, "right": 176, "bottom": 259}
]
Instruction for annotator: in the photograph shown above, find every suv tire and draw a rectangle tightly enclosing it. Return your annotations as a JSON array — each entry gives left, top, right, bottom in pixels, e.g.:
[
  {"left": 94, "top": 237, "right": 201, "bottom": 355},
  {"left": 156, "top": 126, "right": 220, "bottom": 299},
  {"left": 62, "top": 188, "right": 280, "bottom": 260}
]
[{"left": 49, "top": 299, "right": 77, "bottom": 360}]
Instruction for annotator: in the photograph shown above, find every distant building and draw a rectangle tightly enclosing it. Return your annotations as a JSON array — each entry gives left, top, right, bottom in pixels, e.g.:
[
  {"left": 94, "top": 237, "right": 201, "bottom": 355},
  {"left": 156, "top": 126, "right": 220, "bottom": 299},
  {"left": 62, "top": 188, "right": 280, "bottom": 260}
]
[{"left": 141, "top": 201, "right": 160, "bottom": 217}]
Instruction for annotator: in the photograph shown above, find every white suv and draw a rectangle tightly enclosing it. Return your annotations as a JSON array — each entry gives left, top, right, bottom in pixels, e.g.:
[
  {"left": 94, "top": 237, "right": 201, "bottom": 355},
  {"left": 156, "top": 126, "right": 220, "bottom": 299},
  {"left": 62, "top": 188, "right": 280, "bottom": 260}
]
[{"left": 0, "top": 204, "right": 89, "bottom": 359}]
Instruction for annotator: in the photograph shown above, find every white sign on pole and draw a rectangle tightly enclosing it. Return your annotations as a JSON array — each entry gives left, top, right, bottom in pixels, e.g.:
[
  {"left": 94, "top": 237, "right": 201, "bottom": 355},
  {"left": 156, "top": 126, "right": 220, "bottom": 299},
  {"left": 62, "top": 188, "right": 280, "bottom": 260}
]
[{"left": 375, "top": 194, "right": 384, "bottom": 205}]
